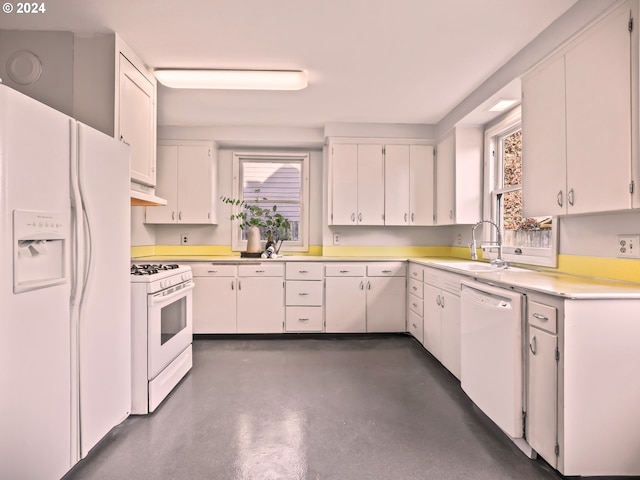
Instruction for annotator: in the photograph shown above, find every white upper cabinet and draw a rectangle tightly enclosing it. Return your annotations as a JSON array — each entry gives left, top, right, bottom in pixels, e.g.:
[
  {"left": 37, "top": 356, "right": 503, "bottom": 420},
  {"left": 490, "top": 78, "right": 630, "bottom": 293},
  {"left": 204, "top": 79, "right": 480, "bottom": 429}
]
[
  {"left": 145, "top": 141, "right": 218, "bottom": 224},
  {"left": 118, "top": 54, "right": 156, "bottom": 187},
  {"left": 523, "top": 2, "right": 634, "bottom": 217},
  {"left": 385, "top": 144, "right": 435, "bottom": 225},
  {"left": 435, "top": 127, "right": 483, "bottom": 225},
  {"left": 329, "top": 142, "right": 384, "bottom": 225},
  {"left": 328, "top": 138, "right": 434, "bottom": 226}
]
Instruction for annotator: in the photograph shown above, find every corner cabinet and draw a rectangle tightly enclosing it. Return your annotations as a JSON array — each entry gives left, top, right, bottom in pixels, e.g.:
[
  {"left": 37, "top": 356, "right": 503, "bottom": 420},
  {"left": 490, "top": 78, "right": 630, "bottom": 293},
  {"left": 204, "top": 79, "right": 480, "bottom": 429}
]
[
  {"left": 522, "top": 2, "right": 635, "bottom": 217},
  {"left": 434, "top": 127, "right": 482, "bottom": 225},
  {"left": 145, "top": 141, "right": 218, "bottom": 224},
  {"left": 72, "top": 34, "right": 158, "bottom": 198}
]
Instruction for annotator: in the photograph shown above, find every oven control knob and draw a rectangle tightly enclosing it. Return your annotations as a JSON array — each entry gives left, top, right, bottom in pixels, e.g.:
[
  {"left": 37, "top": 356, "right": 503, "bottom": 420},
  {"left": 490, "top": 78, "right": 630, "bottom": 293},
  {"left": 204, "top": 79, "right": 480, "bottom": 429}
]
[
  {"left": 181, "top": 273, "right": 189, "bottom": 281},
  {"left": 161, "top": 280, "right": 168, "bottom": 289}
]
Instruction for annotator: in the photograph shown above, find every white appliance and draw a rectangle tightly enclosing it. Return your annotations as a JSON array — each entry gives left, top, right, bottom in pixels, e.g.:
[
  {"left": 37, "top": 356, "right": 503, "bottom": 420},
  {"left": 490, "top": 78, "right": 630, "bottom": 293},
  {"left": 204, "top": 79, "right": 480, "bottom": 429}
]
[
  {"left": 0, "top": 85, "right": 131, "bottom": 479},
  {"left": 460, "top": 281, "right": 532, "bottom": 455},
  {"left": 130, "top": 264, "right": 194, "bottom": 414}
]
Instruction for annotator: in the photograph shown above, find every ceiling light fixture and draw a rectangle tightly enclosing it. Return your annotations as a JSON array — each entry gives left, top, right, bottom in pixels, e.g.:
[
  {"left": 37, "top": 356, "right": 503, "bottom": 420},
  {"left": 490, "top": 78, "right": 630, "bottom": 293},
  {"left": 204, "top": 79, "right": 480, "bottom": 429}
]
[
  {"left": 486, "top": 98, "right": 518, "bottom": 112},
  {"left": 154, "top": 69, "right": 308, "bottom": 90}
]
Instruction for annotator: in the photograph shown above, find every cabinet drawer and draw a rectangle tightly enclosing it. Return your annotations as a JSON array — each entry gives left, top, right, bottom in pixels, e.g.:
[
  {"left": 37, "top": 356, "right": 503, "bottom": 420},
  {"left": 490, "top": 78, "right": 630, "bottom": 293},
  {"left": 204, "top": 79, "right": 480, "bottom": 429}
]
[
  {"left": 528, "top": 301, "right": 557, "bottom": 334},
  {"left": 238, "top": 263, "right": 284, "bottom": 277},
  {"left": 285, "top": 262, "right": 323, "bottom": 280},
  {"left": 191, "top": 264, "right": 237, "bottom": 277},
  {"left": 408, "top": 293, "right": 424, "bottom": 317},
  {"left": 408, "top": 278, "right": 423, "bottom": 298},
  {"left": 407, "top": 309, "right": 424, "bottom": 343},
  {"left": 325, "top": 263, "right": 366, "bottom": 277},
  {"left": 286, "top": 281, "right": 323, "bottom": 306},
  {"left": 408, "top": 263, "right": 424, "bottom": 281},
  {"left": 367, "top": 262, "right": 406, "bottom": 277},
  {"left": 285, "top": 306, "right": 324, "bottom": 332}
]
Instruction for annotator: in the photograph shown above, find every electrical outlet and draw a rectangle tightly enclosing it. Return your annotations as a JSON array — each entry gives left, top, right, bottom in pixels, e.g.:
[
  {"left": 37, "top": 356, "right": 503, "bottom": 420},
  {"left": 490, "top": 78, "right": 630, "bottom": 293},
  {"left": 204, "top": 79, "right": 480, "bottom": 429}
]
[
  {"left": 457, "top": 234, "right": 462, "bottom": 246},
  {"left": 333, "top": 233, "right": 340, "bottom": 245},
  {"left": 181, "top": 233, "right": 189, "bottom": 245},
  {"left": 617, "top": 234, "right": 640, "bottom": 258}
]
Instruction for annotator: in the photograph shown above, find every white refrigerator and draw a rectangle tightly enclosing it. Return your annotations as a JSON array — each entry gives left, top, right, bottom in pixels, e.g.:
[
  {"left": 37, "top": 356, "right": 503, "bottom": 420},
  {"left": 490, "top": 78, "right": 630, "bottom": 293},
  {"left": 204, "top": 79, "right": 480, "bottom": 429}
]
[{"left": 0, "top": 84, "right": 131, "bottom": 479}]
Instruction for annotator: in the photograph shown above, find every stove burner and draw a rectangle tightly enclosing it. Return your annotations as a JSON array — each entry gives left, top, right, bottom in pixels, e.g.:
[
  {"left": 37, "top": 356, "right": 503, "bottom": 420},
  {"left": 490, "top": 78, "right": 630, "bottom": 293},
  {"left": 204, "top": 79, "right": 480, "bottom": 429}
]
[{"left": 131, "top": 264, "right": 180, "bottom": 276}]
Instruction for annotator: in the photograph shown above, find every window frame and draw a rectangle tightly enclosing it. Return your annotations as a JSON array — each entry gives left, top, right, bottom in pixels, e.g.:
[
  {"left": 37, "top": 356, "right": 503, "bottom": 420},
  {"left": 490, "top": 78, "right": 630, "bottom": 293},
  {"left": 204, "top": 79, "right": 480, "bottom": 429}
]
[
  {"left": 483, "top": 107, "right": 558, "bottom": 267},
  {"left": 231, "top": 151, "right": 310, "bottom": 252}
]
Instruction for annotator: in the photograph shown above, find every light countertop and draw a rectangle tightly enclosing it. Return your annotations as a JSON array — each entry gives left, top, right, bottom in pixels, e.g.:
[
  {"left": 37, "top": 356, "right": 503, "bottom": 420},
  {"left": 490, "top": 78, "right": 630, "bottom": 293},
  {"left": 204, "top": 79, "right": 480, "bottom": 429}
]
[{"left": 132, "top": 255, "right": 640, "bottom": 299}]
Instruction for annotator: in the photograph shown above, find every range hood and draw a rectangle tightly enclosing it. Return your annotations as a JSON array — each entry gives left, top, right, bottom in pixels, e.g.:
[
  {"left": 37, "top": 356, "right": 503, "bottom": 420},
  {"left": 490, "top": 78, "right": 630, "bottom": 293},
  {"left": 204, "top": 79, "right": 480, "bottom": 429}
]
[{"left": 130, "top": 183, "right": 167, "bottom": 206}]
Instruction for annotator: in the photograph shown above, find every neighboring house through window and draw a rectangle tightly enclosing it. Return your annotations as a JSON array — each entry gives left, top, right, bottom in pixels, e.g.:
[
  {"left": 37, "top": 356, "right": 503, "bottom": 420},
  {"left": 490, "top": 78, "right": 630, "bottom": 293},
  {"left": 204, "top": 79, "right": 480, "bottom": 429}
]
[{"left": 232, "top": 151, "right": 309, "bottom": 252}]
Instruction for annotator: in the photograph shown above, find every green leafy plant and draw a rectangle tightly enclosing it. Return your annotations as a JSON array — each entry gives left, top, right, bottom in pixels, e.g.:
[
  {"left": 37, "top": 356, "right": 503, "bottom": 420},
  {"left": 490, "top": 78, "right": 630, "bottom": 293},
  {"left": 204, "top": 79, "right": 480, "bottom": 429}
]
[{"left": 220, "top": 189, "right": 291, "bottom": 251}]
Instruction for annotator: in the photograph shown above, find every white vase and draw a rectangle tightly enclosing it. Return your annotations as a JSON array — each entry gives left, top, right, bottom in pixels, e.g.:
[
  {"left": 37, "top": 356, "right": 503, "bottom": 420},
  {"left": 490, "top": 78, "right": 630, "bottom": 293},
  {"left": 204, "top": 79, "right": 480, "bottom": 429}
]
[{"left": 246, "top": 226, "right": 262, "bottom": 253}]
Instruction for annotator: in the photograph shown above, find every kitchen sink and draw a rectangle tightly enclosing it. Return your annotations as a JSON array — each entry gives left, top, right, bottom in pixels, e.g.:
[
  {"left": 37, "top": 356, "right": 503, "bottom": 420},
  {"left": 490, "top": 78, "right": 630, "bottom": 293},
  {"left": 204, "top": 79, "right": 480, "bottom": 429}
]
[{"left": 430, "top": 261, "right": 531, "bottom": 274}]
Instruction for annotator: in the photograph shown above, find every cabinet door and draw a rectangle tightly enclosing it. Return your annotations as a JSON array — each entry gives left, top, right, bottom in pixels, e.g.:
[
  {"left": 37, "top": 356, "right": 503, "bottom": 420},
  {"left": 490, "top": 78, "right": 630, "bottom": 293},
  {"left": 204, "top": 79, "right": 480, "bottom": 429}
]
[
  {"left": 118, "top": 54, "right": 155, "bottom": 187},
  {"left": 527, "top": 326, "right": 557, "bottom": 468},
  {"left": 423, "top": 284, "right": 442, "bottom": 359},
  {"left": 357, "top": 144, "right": 384, "bottom": 225},
  {"left": 236, "top": 277, "right": 284, "bottom": 333},
  {"left": 177, "top": 145, "right": 213, "bottom": 224},
  {"left": 145, "top": 145, "right": 178, "bottom": 223},
  {"left": 366, "top": 276, "right": 406, "bottom": 332},
  {"left": 193, "top": 277, "right": 237, "bottom": 333},
  {"left": 565, "top": 7, "right": 632, "bottom": 214},
  {"left": 409, "top": 145, "right": 435, "bottom": 226},
  {"left": 522, "top": 56, "right": 567, "bottom": 217},
  {"left": 440, "top": 291, "right": 461, "bottom": 379},
  {"left": 435, "top": 133, "right": 454, "bottom": 225},
  {"left": 331, "top": 143, "right": 358, "bottom": 225},
  {"left": 325, "top": 277, "right": 366, "bottom": 333},
  {"left": 384, "top": 144, "right": 410, "bottom": 225}
]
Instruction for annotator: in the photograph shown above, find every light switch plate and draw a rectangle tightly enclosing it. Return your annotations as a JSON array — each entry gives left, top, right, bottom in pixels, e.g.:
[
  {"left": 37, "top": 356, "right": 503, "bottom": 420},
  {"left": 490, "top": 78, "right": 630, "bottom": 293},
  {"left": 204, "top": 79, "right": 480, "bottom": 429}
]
[{"left": 617, "top": 234, "right": 640, "bottom": 258}]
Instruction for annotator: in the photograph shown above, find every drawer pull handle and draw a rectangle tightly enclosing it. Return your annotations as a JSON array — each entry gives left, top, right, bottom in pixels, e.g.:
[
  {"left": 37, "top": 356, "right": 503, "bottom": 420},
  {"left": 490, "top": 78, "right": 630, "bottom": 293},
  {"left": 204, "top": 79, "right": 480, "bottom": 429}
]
[
  {"left": 208, "top": 270, "right": 218, "bottom": 274},
  {"left": 532, "top": 313, "right": 548, "bottom": 321},
  {"left": 298, "top": 292, "right": 309, "bottom": 296},
  {"left": 530, "top": 336, "right": 537, "bottom": 355},
  {"left": 382, "top": 270, "right": 392, "bottom": 273},
  {"left": 231, "top": 281, "right": 234, "bottom": 290},
  {"left": 412, "top": 303, "right": 418, "bottom": 308},
  {"left": 412, "top": 286, "right": 418, "bottom": 291},
  {"left": 340, "top": 270, "right": 350, "bottom": 273},
  {"left": 255, "top": 270, "right": 266, "bottom": 273},
  {"left": 299, "top": 318, "right": 309, "bottom": 322},
  {"left": 412, "top": 323, "right": 417, "bottom": 329},
  {"left": 412, "top": 272, "right": 418, "bottom": 276},
  {"left": 299, "top": 270, "right": 309, "bottom": 273}
]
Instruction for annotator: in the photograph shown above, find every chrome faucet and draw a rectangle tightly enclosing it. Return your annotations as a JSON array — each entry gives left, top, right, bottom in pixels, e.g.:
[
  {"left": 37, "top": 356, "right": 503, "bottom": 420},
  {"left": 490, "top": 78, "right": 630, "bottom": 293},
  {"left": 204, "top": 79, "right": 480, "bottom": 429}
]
[{"left": 469, "top": 220, "right": 508, "bottom": 268}]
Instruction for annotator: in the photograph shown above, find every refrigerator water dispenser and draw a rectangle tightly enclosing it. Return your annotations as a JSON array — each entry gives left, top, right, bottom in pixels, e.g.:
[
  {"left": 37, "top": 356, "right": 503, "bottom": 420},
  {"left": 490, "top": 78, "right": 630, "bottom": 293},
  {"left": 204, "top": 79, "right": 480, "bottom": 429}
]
[{"left": 13, "top": 210, "right": 67, "bottom": 293}]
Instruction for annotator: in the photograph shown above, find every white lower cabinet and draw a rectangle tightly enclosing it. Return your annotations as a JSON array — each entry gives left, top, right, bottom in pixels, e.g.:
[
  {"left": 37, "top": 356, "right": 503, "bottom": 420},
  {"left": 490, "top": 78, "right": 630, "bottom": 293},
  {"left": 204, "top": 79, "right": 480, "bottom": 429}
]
[
  {"left": 285, "top": 263, "right": 324, "bottom": 332},
  {"left": 237, "top": 264, "right": 285, "bottom": 333},
  {"left": 325, "top": 263, "right": 406, "bottom": 333},
  {"left": 423, "top": 267, "right": 462, "bottom": 379},
  {"left": 191, "top": 264, "right": 237, "bottom": 334},
  {"left": 525, "top": 293, "right": 640, "bottom": 477},
  {"left": 526, "top": 298, "right": 558, "bottom": 468}
]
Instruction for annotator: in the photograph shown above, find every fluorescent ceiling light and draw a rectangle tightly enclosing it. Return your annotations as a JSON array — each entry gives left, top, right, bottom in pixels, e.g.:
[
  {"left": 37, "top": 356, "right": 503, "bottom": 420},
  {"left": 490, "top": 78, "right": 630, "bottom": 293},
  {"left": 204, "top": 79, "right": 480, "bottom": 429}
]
[
  {"left": 154, "top": 69, "right": 308, "bottom": 90},
  {"left": 487, "top": 99, "right": 518, "bottom": 112}
]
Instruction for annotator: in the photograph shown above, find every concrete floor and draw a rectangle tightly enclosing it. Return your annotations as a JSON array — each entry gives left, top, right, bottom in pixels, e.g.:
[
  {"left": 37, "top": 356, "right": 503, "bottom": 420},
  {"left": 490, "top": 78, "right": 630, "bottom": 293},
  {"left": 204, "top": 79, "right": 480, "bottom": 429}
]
[{"left": 64, "top": 335, "right": 563, "bottom": 480}]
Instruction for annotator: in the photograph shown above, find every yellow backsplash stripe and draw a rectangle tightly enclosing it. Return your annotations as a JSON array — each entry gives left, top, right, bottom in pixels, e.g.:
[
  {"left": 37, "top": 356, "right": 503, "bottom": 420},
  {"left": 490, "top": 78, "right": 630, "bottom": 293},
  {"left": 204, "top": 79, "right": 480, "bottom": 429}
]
[{"left": 131, "top": 245, "right": 639, "bottom": 283}]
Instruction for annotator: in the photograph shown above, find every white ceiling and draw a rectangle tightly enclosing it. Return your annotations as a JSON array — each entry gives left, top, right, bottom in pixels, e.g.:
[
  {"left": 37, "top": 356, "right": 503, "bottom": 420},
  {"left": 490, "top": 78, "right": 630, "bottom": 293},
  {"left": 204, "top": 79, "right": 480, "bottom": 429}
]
[{"left": 1, "top": 0, "right": 577, "bottom": 128}]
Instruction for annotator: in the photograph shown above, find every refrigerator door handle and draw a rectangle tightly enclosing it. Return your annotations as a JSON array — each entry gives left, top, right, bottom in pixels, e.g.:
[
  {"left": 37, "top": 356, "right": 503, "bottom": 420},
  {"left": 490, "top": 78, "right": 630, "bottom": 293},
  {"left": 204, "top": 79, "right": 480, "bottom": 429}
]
[{"left": 70, "top": 120, "right": 84, "bottom": 307}]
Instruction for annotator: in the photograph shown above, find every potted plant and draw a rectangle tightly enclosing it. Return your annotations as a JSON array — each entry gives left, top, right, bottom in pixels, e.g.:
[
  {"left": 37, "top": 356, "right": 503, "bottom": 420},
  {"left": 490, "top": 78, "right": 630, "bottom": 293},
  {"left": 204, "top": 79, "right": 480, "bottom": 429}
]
[{"left": 221, "top": 189, "right": 291, "bottom": 255}]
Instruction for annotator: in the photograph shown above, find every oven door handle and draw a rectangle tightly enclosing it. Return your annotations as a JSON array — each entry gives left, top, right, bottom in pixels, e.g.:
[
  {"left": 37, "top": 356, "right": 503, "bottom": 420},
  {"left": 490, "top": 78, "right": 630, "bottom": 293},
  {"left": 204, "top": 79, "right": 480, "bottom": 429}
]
[{"left": 148, "top": 281, "right": 194, "bottom": 307}]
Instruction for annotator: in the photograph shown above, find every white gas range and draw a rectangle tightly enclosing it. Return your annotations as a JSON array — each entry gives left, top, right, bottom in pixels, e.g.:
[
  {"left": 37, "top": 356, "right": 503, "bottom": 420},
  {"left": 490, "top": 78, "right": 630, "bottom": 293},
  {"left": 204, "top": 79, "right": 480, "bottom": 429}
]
[{"left": 130, "top": 263, "right": 194, "bottom": 414}]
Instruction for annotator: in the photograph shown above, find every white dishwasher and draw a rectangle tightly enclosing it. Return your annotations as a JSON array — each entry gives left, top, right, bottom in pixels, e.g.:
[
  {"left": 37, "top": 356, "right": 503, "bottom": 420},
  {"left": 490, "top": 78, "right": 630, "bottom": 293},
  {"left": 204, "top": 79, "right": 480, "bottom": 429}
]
[{"left": 460, "top": 280, "right": 526, "bottom": 442}]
